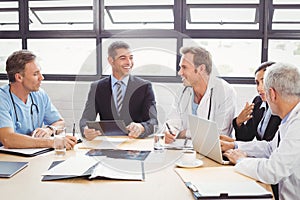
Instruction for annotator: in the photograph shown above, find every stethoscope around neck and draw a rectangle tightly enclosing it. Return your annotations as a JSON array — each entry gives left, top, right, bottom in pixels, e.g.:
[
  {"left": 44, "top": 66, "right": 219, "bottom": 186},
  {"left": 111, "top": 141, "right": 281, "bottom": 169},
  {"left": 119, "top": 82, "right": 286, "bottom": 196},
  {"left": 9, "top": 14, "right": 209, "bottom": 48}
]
[
  {"left": 177, "top": 86, "right": 213, "bottom": 120},
  {"left": 9, "top": 85, "right": 39, "bottom": 130}
]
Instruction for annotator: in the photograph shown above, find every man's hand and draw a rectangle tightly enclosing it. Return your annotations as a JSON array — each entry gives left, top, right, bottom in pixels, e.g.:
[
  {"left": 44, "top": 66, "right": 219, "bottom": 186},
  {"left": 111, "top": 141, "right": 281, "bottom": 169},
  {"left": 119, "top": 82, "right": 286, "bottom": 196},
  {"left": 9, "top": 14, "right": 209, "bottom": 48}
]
[
  {"left": 126, "top": 122, "right": 144, "bottom": 138},
  {"left": 32, "top": 128, "right": 52, "bottom": 138},
  {"left": 83, "top": 127, "right": 102, "bottom": 141},
  {"left": 164, "top": 130, "right": 176, "bottom": 144},
  {"left": 223, "top": 149, "right": 247, "bottom": 164},
  {"left": 64, "top": 135, "right": 78, "bottom": 150},
  {"left": 219, "top": 135, "right": 235, "bottom": 152}
]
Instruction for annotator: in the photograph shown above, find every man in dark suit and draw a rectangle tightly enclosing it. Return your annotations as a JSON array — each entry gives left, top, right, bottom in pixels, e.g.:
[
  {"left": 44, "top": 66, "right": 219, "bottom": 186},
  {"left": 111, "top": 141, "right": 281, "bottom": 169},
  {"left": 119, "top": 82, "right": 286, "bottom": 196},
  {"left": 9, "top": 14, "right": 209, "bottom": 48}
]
[
  {"left": 80, "top": 41, "right": 157, "bottom": 140},
  {"left": 233, "top": 62, "right": 281, "bottom": 142}
]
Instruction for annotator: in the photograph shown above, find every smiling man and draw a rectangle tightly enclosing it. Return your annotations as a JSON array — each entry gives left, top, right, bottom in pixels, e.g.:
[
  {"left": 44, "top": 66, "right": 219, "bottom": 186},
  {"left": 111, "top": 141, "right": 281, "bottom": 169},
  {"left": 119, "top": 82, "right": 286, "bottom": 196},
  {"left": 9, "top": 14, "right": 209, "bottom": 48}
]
[
  {"left": 80, "top": 41, "right": 158, "bottom": 140},
  {"left": 0, "top": 50, "right": 77, "bottom": 149},
  {"left": 165, "top": 46, "right": 236, "bottom": 143}
]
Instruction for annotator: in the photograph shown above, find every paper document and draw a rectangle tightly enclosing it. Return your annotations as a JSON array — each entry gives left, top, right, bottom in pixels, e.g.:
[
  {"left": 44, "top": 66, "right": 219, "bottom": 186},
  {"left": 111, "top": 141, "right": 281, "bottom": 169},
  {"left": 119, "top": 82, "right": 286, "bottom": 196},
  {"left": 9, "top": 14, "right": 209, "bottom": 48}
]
[
  {"left": 79, "top": 137, "right": 128, "bottom": 149},
  {"left": 99, "top": 137, "right": 128, "bottom": 148},
  {"left": 164, "top": 138, "right": 193, "bottom": 150},
  {"left": 42, "top": 155, "right": 100, "bottom": 176},
  {"left": 86, "top": 149, "right": 151, "bottom": 161},
  {"left": 90, "top": 157, "right": 144, "bottom": 181}
]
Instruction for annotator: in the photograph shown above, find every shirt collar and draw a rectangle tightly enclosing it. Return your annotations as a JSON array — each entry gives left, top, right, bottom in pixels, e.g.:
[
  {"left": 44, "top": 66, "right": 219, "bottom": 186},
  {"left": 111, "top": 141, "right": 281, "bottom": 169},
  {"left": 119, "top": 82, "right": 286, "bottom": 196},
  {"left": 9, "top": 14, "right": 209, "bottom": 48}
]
[
  {"left": 259, "top": 101, "right": 267, "bottom": 110},
  {"left": 111, "top": 75, "right": 129, "bottom": 86},
  {"left": 281, "top": 110, "right": 291, "bottom": 124}
]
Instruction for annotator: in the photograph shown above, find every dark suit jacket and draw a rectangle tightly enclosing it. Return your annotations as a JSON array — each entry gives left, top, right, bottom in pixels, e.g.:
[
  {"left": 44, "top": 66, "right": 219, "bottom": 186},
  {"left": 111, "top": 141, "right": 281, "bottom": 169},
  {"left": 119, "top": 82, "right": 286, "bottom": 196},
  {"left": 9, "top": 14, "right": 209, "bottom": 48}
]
[
  {"left": 80, "top": 75, "right": 158, "bottom": 138},
  {"left": 233, "top": 96, "right": 281, "bottom": 141}
]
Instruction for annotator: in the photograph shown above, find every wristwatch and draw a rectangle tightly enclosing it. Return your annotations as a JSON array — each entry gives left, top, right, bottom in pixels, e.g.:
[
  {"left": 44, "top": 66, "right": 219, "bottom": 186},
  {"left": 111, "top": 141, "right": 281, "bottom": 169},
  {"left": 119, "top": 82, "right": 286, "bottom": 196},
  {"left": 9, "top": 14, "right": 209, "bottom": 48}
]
[{"left": 46, "top": 125, "right": 57, "bottom": 135}]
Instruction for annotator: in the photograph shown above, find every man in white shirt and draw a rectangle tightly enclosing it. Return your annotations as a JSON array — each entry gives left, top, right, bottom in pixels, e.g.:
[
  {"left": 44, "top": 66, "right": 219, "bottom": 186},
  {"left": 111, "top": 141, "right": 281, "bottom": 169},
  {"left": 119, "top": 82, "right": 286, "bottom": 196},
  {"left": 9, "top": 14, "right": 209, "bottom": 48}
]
[
  {"left": 223, "top": 63, "right": 300, "bottom": 200},
  {"left": 165, "top": 46, "right": 236, "bottom": 143}
]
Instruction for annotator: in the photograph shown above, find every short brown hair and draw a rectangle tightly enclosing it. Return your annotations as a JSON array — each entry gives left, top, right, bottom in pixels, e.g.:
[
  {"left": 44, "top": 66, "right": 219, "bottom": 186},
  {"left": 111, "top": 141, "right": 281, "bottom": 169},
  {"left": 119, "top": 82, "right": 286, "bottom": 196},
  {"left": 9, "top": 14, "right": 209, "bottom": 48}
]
[
  {"left": 6, "top": 50, "right": 36, "bottom": 82},
  {"left": 180, "top": 46, "right": 212, "bottom": 75}
]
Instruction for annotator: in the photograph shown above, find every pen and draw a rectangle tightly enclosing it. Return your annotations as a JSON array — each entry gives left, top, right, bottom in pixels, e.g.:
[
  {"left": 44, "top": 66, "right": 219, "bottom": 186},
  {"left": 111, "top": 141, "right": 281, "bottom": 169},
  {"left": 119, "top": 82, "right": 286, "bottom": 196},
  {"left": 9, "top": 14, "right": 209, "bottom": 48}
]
[
  {"left": 166, "top": 123, "right": 175, "bottom": 136},
  {"left": 72, "top": 123, "right": 75, "bottom": 137},
  {"left": 183, "top": 137, "right": 188, "bottom": 147}
]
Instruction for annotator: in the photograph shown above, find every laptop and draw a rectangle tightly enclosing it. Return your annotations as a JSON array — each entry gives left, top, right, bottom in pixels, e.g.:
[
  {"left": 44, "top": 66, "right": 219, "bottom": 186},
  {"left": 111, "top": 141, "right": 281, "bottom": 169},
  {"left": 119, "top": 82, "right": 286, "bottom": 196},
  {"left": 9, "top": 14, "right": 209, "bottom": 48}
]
[{"left": 188, "top": 114, "right": 230, "bottom": 165}]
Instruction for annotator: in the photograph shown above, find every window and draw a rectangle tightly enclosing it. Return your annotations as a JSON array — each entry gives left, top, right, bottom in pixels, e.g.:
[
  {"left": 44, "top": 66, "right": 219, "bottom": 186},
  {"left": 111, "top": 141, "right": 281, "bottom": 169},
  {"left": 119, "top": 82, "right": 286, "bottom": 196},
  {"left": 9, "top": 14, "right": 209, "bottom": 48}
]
[
  {"left": 29, "top": 0, "right": 94, "bottom": 30},
  {"left": 0, "top": 39, "right": 22, "bottom": 73},
  {"left": 268, "top": 40, "right": 300, "bottom": 68},
  {"left": 27, "top": 39, "right": 96, "bottom": 75},
  {"left": 183, "top": 39, "right": 262, "bottom": 77},
  {"left": 272, "top": 7, "right": 300, "bottom": 30},
  {"left": 0, "top": 1, "right": 19, "bottom": 31},
  {"left": 104, "top": 0, "right": 174, "bottom": 30},
  {"left": 1, "top": 0, "right": 300, "bottom": 84},
  {"left": 186, "top": 0, "right": 260, "bottom": 30},
  {"left": 102, "top": 38, "right": 177, "bottom": 76}
]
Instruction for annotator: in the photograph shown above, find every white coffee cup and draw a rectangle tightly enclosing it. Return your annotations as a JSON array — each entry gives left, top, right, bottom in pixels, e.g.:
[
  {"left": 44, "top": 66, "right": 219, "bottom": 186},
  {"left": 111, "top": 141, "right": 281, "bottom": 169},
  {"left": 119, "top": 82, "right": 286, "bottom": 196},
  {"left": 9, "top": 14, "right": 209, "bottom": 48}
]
[{"left": 180, "top": 150, "right": 196, "bottom": 165}]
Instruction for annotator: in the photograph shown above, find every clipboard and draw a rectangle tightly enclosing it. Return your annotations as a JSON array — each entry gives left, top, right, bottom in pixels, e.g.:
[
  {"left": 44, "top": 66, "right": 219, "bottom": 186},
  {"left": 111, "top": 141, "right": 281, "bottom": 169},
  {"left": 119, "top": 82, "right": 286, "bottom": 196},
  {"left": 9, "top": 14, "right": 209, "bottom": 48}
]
[
  {"left": 0, "top": 146, "right": 53, "bottom": 157},
  {"left": 86, "top": 120, "right": 128, "bottom": 136},
  {"left": 175, "top": 167, "right": 273, "bottom": 199}
]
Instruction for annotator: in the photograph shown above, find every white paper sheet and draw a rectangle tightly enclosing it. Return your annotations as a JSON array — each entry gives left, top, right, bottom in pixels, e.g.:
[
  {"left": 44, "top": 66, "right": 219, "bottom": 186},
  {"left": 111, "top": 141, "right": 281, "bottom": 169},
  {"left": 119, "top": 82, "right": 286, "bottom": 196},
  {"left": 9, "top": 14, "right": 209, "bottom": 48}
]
[
  {"left": 90, "top": 157, "right": 144, "bottom": 180},
  {"left": 42, "top": 155, "right": 101, "bottom": 176}
]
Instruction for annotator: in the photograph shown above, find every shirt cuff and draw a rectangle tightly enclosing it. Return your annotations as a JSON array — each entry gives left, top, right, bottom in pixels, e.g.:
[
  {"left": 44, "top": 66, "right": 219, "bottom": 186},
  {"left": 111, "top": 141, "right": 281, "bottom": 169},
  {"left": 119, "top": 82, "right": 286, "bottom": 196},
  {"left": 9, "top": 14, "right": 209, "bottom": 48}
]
[
  {"left": 234, "top": 141, "right": 238, "bottom": 149},
  {"left": 236, "top": 157, "right": 245, "bottom": 163}
]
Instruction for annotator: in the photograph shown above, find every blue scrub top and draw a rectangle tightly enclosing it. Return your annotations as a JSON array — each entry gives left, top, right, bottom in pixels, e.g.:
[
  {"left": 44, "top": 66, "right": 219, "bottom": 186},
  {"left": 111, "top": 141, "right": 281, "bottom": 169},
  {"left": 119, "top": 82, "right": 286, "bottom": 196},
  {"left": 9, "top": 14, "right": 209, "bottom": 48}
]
[{"left": 0, "top": 84, "right": 61, "bottom": 137}]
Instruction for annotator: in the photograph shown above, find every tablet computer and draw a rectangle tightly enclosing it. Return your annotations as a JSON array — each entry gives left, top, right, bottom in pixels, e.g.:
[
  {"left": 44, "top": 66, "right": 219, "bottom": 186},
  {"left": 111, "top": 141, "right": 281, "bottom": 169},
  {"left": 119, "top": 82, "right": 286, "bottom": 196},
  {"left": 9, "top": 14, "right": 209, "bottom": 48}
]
[
  {"left": 86, "top": 120, "right": 128, "bottom": 136},
  {"left": 0, "top": 161, "right": 28, "bottom": 178}
]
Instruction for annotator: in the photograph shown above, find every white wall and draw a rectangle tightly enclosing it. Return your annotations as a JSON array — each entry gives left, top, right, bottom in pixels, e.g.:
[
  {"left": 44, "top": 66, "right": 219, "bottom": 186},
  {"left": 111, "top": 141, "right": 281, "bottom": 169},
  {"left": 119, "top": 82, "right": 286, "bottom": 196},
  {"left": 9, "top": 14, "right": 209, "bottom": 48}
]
[{"left": 0, "top": 80, "right": 257, "bottom": 132}]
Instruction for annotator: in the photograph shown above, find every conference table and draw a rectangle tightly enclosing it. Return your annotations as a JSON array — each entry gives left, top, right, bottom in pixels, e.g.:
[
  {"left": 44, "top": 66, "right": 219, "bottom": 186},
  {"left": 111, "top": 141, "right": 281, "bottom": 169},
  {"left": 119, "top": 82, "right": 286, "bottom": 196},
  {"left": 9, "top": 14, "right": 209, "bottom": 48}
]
[{"left": 0, "top": 137, "right": 272, "bottom": 200}]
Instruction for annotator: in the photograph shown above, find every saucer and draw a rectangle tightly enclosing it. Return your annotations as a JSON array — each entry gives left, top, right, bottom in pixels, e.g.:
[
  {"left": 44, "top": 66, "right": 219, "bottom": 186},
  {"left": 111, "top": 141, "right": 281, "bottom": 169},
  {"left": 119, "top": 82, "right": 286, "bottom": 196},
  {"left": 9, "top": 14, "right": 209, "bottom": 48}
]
[{"left": 175, "top": 159, "right": 203, "bottom": 168}]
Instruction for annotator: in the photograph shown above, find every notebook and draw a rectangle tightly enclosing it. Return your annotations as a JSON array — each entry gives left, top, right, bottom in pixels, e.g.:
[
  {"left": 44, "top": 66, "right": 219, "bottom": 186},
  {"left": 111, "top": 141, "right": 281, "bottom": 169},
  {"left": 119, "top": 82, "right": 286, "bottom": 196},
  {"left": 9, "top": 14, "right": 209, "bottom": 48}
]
[
  {"left": 41, "top": 160, "right": 95, "bottom": 181},
  {"left": 42, "top": 156, "right": 145, "bottom": 181},
  {"left": 0, "top": 161, "right": 28, "bottom": 178},
  {"left": 188, "top": 114, "right": 230, "bottom": 165},
  {"left": 0, "top": 146, "right": 53, "bottom": 157}
]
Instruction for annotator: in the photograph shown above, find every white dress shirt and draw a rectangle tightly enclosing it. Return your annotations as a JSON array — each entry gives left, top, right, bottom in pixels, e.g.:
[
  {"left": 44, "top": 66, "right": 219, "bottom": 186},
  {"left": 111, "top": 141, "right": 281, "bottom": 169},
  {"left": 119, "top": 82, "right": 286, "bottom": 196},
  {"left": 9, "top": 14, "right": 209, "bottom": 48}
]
[{"left": 235, "top": 102, "right": 300, "bottom": 200}]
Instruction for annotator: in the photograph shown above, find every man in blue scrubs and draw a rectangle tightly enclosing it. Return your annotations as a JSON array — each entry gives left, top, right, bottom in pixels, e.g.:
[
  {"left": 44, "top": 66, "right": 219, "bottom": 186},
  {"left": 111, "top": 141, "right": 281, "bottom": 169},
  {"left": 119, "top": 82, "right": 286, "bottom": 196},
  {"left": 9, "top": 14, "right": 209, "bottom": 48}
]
[{"left": 0, "top": 50, "right": 77, "bottom": 149}]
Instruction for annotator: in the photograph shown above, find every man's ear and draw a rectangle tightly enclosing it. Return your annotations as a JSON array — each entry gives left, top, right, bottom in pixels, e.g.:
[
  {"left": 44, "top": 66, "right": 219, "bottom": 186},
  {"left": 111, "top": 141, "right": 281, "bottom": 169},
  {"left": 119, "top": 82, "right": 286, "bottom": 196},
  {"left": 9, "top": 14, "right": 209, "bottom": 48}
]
[
  {"left": 195, "top": 64, "right": 205, "bottom": 74},
  {"left": 14, "top": 73, "right": 23, "bottom": 82},
  {"left": 269, "top": 88, "right": 277, "bottom": 102},
  {"left": 108, "top": 56, "right": 114, "bottom": 65}
]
